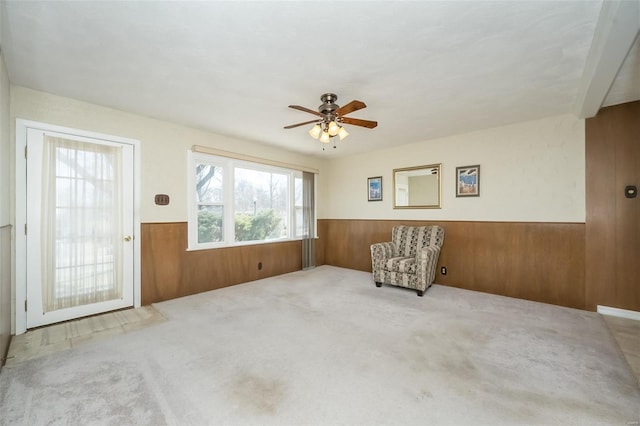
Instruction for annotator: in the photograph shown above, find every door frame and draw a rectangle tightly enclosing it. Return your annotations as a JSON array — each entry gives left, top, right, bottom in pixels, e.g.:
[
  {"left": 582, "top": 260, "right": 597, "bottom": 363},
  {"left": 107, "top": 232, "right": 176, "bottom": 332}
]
[{"left": 15, "top": 119, "right": 141, "bottom": 335}]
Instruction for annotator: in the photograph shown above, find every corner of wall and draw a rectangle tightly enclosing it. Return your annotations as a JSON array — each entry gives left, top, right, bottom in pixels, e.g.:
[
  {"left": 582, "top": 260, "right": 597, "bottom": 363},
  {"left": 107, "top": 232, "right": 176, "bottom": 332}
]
[{"left": 0, "top": 45, "right": 14, "bottom": 362}]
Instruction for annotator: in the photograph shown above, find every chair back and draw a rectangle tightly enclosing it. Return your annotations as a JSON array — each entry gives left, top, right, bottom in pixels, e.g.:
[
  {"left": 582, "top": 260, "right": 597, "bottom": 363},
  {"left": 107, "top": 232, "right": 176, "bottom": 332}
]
[{"left": 392, "top": 225, "right": 444, "bottom": 257}]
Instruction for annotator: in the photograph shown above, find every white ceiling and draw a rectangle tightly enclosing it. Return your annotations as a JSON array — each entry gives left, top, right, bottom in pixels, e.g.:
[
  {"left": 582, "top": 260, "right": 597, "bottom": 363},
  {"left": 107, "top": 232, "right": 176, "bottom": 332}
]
[{"left": 1, "top": 1, "right": 638, "bottom": 158}]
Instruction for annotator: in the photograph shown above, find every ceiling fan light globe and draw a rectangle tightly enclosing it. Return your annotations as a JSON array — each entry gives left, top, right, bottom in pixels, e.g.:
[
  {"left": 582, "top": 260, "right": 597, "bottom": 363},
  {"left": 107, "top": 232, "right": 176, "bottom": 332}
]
[
  {"left": 309, "top": 124, "right": 322, "bottom": 139},
  {"left": 320, "top": 131, "right": 331, "bottom": 143},
  {"left": 328, "top": 121, "right": 340, "bottom": 136},
  {"left": 338, "top": 127, "right": 349, "bottom": 140}
]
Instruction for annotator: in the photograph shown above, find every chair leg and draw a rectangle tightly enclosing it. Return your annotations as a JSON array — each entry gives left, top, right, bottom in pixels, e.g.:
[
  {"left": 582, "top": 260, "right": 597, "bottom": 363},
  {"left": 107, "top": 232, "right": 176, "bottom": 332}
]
[
  {"left": 375, "top": 282, "right": 383, "bottom": 288},
  {"left": 417, "top": 290, "right": 424, "bottom": 297}
]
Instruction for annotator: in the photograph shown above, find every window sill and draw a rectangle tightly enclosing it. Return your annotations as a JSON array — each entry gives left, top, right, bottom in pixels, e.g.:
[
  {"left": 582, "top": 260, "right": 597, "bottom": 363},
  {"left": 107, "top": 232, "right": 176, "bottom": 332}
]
[{"left": 186, "top": 236, "right": 317, "bottom": 252}]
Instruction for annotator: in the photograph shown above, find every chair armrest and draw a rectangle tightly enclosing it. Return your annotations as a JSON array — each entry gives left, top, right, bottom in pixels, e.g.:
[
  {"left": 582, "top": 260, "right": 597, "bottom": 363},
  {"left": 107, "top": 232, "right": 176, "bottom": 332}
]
[
  {"left": 418, "top": 245, "right": 442, "bottom": 285},
  {"left": 419, "top": 245, "right": 441, "bottom": 262},
  {"left": 370, "top": 242, "right": 396, "bottom": 270}
]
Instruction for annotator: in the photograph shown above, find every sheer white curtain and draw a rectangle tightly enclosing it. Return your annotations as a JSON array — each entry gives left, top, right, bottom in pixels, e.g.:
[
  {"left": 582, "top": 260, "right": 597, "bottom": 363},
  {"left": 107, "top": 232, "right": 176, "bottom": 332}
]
[
  {"left": 301, "top": 171, "right": 315, "bottom": 270},
  {"left": 40, "top": 136, "right": 124, "bottom": 312}
]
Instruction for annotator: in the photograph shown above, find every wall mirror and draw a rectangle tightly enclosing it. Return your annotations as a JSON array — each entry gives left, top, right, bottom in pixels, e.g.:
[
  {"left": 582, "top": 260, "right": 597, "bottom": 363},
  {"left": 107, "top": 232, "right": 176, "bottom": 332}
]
[{"left": 393, "top": 163, "right": 442, "bottom": 209}]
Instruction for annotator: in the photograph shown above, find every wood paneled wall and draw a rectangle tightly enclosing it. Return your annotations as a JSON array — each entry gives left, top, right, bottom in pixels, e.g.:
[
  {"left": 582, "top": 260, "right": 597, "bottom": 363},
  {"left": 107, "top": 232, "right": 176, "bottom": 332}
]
[
  {"left": 586, "top": 101, "right": 640, "bottom": 312},
  {"left": 141, "top": 220, "right": 585, "bottom": 310},
  {"left": 0, "top": 225, "right": 11, "bottom": 367},
  {"left": 317, "top": 219, "right": 586, "bottom": 310},
  {"left": 141, "top": 222, "right": 304, "bottom": 304}
]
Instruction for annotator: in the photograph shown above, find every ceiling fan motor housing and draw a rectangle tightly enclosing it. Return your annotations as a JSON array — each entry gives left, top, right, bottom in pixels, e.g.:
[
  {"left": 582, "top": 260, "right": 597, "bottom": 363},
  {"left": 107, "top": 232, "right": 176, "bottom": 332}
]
[{"left": 319, "top": 93, "right": 339, "bottom": 115}]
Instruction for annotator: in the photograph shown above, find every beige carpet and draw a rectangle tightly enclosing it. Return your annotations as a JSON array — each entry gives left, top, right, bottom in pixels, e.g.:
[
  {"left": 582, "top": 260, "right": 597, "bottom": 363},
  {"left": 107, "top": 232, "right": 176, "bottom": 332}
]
[{"left": 1, "top": 266, "right": 639, "bottom": 425}]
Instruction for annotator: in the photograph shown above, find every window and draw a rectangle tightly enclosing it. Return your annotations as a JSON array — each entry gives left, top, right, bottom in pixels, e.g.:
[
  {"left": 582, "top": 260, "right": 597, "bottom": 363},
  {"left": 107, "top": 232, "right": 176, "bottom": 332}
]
[
  {"left": 234, "top": 167, "right": 289, "bottom": 242},
  {"left": 195, "top": 161, "right": 224, "bottom": 244},
  {"left": 188, "top": 152, "right": 311, "bottom": 250}
]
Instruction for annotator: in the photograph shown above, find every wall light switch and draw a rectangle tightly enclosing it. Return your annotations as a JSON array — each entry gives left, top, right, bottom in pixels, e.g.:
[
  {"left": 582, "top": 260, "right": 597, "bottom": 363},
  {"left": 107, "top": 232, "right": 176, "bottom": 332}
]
[{"left": 155, "top": 194, "right": 170, "bottom": 205}]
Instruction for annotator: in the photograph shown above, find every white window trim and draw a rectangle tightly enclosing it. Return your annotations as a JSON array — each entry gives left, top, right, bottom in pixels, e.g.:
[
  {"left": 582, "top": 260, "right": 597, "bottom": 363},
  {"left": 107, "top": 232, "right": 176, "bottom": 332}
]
[
  {"left": 192, "top": 145, "right": 318, "bottom": 174},
  {"left": 188, "top": 151, "right": 311, "bottom": 251}
]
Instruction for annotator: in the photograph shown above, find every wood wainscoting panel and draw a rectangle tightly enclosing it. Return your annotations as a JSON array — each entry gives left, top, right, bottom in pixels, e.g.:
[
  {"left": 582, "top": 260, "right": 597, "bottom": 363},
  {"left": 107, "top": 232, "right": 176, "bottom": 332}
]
[
  {"left": 318, "top": 219, "right": 586, "bottom": 310},
  {"left": 1, "top": 225, "right": 11, "bottom": 367},
  {"left": 586, "top": 101, "right": 640, "bottom": 312},
  {"left": 141, "top": 222, "right": 302, "bottom": 304}
]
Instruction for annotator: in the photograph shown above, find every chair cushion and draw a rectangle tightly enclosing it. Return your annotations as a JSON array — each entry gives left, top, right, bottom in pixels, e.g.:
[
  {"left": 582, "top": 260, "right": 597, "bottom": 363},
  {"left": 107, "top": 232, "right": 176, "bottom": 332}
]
[
  {"left": 384, "top": 257, "right": 417, "bottom": 274},
  {"left": 392, "top": 225, "right": 443, "bottom": 258}
]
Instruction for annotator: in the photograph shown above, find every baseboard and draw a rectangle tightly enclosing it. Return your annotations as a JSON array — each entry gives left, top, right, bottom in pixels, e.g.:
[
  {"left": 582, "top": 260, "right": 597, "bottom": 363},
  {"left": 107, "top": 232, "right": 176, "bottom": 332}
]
[{"left": 597, "top": 305, "right": 640, "bottom": 321}]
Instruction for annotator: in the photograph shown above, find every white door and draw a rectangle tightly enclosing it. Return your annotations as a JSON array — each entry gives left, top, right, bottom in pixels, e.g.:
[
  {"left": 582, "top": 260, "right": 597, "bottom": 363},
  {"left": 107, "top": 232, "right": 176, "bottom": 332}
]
[{"left": 26, "top": 128, "right": 135, "bottom": 328}]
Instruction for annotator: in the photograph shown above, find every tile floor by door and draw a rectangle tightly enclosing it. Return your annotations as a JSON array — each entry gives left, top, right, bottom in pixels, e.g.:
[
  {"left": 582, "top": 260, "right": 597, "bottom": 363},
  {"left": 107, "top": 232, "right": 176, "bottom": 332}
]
[
  {"left": 4, "top": 306, "right": 165, "bottom": 366},
  {"left": 603, "top": 314, "right": 640, "bottom": 384}
]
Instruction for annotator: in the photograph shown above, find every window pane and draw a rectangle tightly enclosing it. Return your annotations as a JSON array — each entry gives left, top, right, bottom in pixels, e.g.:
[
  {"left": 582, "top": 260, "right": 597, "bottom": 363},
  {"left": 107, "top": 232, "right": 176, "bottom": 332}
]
[
  {"left": 198, "top": 205, "right": 223, "bottom": 243},
  {"left": 196, "top": 164, "right": 223, "bottom": 203},
  {"left": 234, "top": 167, "right": 288, "bottom": 242}
]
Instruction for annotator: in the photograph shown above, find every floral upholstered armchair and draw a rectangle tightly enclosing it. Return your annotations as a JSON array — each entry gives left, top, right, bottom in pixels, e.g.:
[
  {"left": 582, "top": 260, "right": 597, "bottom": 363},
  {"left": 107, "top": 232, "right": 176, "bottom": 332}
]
[{"left": 370, "top": 225, "right": 445, "bottom": 296}]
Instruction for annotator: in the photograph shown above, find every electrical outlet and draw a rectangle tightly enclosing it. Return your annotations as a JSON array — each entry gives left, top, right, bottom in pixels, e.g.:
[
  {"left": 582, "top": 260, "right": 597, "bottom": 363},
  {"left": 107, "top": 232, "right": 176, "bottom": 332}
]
[{"left": 440, "top": 266, "right": 447, "bottom": 275}]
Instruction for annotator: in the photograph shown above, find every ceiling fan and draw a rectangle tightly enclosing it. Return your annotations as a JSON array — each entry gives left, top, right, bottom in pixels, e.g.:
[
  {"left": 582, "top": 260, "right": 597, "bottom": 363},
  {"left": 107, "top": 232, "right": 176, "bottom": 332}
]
[{"left": 284, "top": 93, "right": 377, "bottom": 148}]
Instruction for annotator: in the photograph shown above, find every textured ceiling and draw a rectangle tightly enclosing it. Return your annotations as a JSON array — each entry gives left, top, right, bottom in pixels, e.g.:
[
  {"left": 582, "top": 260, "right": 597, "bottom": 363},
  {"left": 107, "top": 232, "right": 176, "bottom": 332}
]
[{"left": 1, "top": 1, "right": 638, "bottom": 158}]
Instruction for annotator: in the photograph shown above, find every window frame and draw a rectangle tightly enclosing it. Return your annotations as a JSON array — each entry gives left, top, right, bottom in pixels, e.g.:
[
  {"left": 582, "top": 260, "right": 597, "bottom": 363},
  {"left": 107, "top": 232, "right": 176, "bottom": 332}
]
[
  {"left": 192, "top": 155, "right": 226, "bottom": 246},
  {"left": 188, "top": 151, "right": 307, "bottom": 251}
]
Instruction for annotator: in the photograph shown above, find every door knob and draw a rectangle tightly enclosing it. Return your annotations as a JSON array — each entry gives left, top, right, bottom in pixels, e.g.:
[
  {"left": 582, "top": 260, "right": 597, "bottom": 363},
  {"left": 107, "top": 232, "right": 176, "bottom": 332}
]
[{"left": 124, "top": 235, "right": 132, "bottom": 242}]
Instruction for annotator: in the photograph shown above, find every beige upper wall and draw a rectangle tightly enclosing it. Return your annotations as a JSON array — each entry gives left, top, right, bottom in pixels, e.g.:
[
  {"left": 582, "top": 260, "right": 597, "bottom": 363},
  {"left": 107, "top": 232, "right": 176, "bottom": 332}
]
[
  {"left": 323, "top": 114, "right": 586, "bottom": 222},
  {"left": 0, "top": 54, "right": 9, "bottom": 226},
  {"left": 10, "top": 86, "right": 328, "bottom": 223},
  {"left": 10, "top": 86, "right": 585, "bottom": 224},
  {"left": 1, "top": 13, "right": 12, "bottom": 359}
]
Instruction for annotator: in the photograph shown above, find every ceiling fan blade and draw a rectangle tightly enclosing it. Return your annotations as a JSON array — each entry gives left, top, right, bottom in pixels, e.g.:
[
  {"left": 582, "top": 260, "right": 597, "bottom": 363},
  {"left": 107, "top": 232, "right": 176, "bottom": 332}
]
[
  {"left": 288, "top": 105, "right": 323, "bottom": 117},
  {"left": 336, "top": 100, "right": 366, "bottom": 116},
  {"left": 284, "top": 119, "right": 321, "bottom": 129},
  {"left": 340, "top": 117, "right": 378, "bottom": 129}
]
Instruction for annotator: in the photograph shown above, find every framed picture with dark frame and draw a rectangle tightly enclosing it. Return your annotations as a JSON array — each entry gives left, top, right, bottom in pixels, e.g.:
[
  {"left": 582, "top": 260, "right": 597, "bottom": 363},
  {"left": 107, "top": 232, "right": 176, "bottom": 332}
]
[
  {"left": 368, "top": 176, "right": 383, "bottom": 201},
  {"left": 456, "top": 165, "right": 480, "bottom": 197}
]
